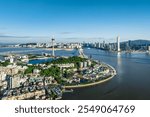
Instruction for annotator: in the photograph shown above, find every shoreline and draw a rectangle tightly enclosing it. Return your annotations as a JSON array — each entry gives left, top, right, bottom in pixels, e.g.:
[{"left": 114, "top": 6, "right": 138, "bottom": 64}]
[
  {"left": 43, "top": 48, "right": 74, "bottom": 51},
  {"left": 64, "top": 64, "right": 116, "bottom": 89}
]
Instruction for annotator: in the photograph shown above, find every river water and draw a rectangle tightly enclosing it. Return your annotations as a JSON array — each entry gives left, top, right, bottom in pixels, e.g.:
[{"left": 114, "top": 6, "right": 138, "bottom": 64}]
[
  {"left": 0, "top": 47, "right": 150, "bottom": 99},
  {"left": 62, "top": 48, "right": 150, "bottom": 100}
]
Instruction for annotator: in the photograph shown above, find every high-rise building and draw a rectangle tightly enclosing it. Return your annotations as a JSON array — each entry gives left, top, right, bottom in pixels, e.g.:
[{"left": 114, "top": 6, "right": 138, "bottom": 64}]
[
  {"left": 8, "top": 75, "right": 20, "bottom": 89},
  {"left": 83, "top": 62, "right": 87, "bottom": 68},
  {"left": 10, "top": 56, "right": 14, "bottom": 63},
  {"left": 128, "top": 40, "right": 131, "bottom": 47},
  {"left": 103, "top": 41, "right": 105, "bottom": 48},
  {"left": 126, "top": 41, "right": 131, "bottom": 51},
  {"left": 148, "top": 46, "right": 150, "bottom": 51},
  {"left": 0, "top": 72, "right": 6, "bottom": 88},
  {"left": 0, "top": 72, "right": 6, "bottom": 81},
  {"left": 51, "top": 36, "right": 55, "bottom": 56},
  {"left": 87, "top": 60, "right": 91, "bottom": 66},
  {"left": 80, "top": 62, "right": 84, "bottom": 68},
  {"left": 117, "top": 36, "right": 120, "bottom": 52}
]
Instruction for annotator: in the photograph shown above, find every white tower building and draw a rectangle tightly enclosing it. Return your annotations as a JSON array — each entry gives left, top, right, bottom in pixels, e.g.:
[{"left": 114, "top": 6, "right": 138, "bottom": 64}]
[{"left": 117, "top": 36, "right": 120, "bottom": 52}]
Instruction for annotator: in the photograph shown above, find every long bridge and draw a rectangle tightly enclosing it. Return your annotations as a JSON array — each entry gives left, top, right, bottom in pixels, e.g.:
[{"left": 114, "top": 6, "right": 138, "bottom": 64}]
[{"left": 77, "top": 47, "right": 88, "bottom": 58}]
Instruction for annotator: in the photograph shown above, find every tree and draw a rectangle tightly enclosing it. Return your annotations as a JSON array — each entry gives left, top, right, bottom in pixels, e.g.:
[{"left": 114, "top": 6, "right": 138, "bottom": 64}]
[
  {"left": 40, "top": 65, "right": 61, "bottom": 78},
  {"left": 24, "top": 66, "right": 35, "bottom": 74},
  {"left": 0, "top": 60, "right": 10, "bottom": 67}
]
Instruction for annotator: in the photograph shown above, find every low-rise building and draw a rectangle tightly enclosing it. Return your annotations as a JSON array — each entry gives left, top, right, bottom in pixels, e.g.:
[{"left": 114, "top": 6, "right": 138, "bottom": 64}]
[
  {"left": 33, "top": 69, "right": 40, "bottom": 74},
  {"left": 44, "top": 76, "right": 54, "bottom": 85},
  {"left": 2, "top": 89, "right": 45, "bottom": 100}
]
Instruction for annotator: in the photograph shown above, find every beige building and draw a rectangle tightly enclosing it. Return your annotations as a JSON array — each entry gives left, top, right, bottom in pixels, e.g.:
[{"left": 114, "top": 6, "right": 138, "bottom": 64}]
[
  {"left": 0, "top": 72, "right": 6, "bottom": 81},
  {"left": 0, "top": 65, "right": 27, "bottom": 75}
]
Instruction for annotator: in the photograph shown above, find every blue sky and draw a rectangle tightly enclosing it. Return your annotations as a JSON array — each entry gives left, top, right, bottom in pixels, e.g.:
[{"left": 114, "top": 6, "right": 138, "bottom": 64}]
[{"left": 0, "top": 0, "right": 150, "bottom": 43}]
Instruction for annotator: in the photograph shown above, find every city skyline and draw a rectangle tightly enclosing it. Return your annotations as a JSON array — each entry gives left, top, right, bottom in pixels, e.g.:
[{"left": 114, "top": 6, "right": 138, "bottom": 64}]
[{"left": 0, "top": 0, "right": 150, "bottom": 43}]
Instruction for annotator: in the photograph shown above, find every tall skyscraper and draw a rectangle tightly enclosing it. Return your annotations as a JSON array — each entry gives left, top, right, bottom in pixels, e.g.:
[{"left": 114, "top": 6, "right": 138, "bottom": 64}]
[
  {"left": 103, "top": 41, "right": 105, "bottom": 49},
  {"left": 8, "top": 76, "right": 20, "bottom": 89},
  {"left": 117, "top": 36, "right": 120, "bottom": 52},
  {"left": 51, "top": 36, "right": 55, "bottom": 56}
]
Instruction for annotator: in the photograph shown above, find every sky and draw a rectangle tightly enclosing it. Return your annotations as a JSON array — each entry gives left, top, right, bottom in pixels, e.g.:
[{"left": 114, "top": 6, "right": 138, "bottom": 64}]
[{"left": 0, "top": 0, "right": 150, "bottom": 43}]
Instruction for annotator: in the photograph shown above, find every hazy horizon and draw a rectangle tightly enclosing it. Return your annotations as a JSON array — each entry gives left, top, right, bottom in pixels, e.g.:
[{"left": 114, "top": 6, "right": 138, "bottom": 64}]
[{"left": 0, "top": 0, "right": 150, "bottom": 43}]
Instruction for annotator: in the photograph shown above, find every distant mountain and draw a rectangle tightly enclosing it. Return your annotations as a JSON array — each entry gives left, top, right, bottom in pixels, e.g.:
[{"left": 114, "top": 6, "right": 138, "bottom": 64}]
[{"left": 122, "top": 39, "right": 150, "bottom": 46}]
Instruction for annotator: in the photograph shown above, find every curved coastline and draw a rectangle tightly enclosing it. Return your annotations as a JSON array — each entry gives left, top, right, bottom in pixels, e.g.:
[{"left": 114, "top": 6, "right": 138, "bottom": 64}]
[{"left": 64, "top": 63, "right": 116, "bottom": 89}]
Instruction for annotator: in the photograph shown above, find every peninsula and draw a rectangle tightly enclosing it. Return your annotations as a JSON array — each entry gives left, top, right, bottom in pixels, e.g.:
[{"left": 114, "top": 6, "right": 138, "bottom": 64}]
[{"left": 0, "top": 52, "right": 116, "bottom": 100}]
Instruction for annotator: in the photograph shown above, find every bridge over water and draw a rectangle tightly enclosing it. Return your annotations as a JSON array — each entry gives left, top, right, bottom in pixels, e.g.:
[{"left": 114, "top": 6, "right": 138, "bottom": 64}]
[{"left": 77, "top": 47, "right": 88, "bottom": 58}]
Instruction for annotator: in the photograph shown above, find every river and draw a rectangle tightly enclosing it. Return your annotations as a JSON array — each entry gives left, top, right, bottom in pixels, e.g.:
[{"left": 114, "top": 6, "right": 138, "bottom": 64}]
[
  {"left": 62, "top": 48, "right": 150, "bottom": 100},
  {"left": 0, "top": 47, "right": 150, "bottom": 99}
]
